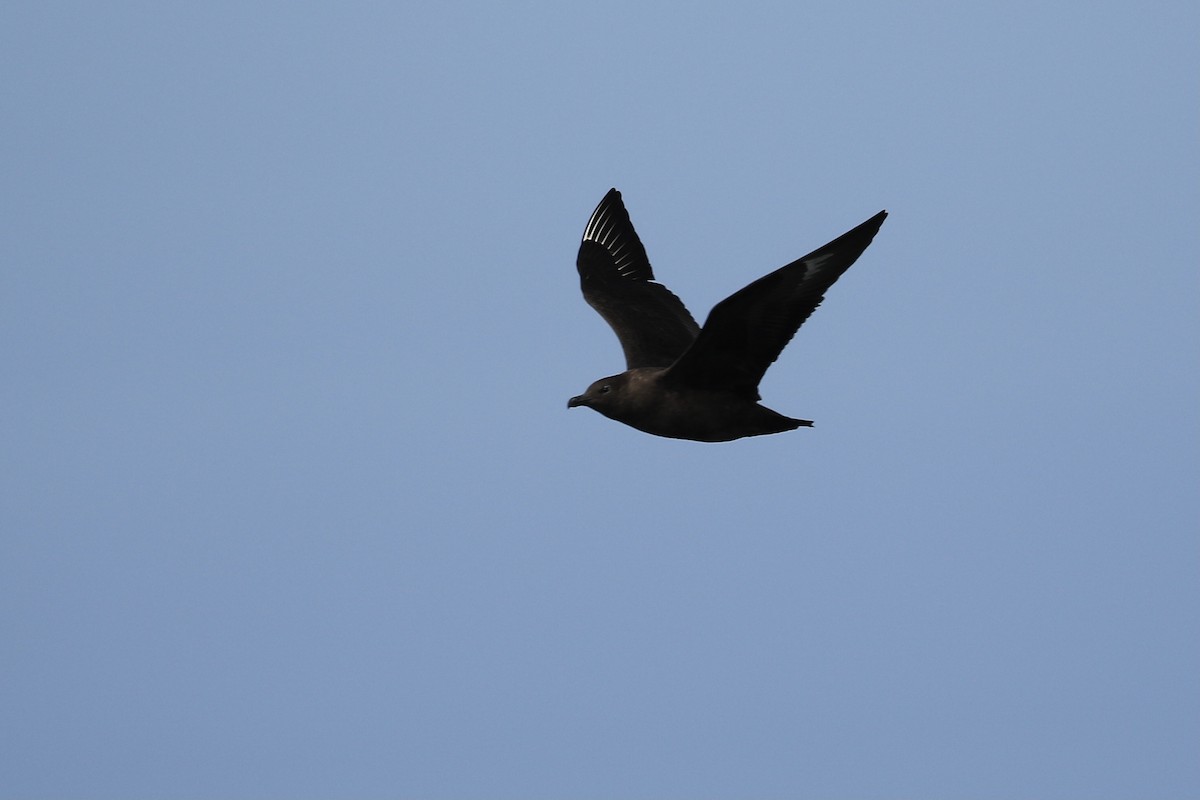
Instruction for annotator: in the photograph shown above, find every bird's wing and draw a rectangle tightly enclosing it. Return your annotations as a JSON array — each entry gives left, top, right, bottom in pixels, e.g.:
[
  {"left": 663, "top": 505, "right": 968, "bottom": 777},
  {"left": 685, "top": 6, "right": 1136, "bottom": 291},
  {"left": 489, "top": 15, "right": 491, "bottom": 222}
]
[
  {"left": 665, "top": 210, "right": 887, "bottom": 398},
  {"left": 577, "top": 189, "right": 700, "bottom": 369}
]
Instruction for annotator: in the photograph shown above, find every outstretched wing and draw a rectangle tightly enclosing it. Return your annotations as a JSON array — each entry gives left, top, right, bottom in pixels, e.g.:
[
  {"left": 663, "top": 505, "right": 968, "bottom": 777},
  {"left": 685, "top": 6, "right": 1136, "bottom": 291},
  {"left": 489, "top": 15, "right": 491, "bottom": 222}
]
[
  {"left": 666, "top": 210, "right": 888, "bottom": 398},
  {"left": 577, "top": 189, "right": 700, "bottom": 368}
]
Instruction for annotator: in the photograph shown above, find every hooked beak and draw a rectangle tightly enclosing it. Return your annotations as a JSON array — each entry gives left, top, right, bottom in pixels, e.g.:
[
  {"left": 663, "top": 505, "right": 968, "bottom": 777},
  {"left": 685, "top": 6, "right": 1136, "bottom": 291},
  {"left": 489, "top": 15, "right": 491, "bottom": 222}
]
[{"left": 567, "top": 395, "right": 586, "bottom": 409}]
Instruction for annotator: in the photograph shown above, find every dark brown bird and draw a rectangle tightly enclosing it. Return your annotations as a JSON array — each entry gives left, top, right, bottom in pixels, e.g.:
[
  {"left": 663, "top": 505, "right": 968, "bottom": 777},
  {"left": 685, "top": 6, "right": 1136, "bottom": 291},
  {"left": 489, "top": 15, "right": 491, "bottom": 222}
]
[{"left": 568, "top": 189, "right": 887, "bottom": 442}]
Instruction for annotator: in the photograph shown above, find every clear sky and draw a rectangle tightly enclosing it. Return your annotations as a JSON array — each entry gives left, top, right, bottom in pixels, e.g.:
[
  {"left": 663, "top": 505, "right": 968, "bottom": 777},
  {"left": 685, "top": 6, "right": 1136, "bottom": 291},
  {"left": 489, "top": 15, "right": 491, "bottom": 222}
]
[{"left": 2, "top": 3, "right": 1197, "bottom": 798}]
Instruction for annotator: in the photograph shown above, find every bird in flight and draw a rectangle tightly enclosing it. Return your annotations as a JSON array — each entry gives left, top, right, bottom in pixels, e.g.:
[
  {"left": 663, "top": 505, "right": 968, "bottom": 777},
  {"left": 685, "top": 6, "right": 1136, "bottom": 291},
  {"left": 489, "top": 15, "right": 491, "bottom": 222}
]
[{"left": 568, "top": 188, "right": 887, "bottom": 442}]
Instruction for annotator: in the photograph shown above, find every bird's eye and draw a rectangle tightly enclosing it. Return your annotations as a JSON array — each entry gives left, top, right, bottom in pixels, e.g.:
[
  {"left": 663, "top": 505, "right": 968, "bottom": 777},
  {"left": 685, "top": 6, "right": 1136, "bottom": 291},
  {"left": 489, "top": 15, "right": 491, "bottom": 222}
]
[{"left": 600, "top": 385, "right": 611, "bottom": 394}]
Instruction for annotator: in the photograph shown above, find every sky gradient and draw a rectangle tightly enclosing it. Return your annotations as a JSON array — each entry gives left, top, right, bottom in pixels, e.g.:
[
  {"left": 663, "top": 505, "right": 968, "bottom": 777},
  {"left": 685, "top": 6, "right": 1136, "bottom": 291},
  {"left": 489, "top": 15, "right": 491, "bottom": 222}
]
[{"left": 3, "top": 3, "right": 1198, "bottom": 798}]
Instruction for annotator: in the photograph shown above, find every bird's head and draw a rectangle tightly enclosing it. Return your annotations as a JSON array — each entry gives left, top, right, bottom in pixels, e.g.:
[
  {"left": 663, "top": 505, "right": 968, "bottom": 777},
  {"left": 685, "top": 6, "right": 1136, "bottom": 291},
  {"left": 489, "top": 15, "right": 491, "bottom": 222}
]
[{"left": 567, "top": 373, "right": 630, "bottom": 414}]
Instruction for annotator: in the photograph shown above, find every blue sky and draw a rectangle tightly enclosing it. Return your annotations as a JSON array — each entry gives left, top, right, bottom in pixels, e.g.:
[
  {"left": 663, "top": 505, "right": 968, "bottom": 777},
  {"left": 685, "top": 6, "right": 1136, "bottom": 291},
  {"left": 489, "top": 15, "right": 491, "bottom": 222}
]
[{"left": 2, "top": 3, "right": 1197, "bottom": 798}]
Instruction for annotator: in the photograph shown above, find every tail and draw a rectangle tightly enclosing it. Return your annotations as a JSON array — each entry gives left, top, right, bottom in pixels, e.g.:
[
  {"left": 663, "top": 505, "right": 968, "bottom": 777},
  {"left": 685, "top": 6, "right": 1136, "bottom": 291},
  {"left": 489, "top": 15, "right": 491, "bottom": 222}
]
[{"left": 753, "top": 405, "right": 813, "bottom": 436}]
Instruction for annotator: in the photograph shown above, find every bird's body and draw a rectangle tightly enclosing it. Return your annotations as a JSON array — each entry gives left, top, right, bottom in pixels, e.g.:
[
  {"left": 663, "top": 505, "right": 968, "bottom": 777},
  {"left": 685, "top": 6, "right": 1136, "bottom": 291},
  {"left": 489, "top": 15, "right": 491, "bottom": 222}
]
[
  {"left": 568, "top": 189, "right": 886, "bottom": 442},
  {"left": 569, "top": 367, "right": 808, "bottom": 442}
]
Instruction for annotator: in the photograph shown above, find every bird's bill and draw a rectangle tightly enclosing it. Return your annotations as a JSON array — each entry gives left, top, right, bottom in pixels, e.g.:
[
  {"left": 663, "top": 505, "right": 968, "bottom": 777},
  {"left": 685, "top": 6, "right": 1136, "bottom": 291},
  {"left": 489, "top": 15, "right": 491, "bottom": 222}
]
[{"left": 567, "top": 395, "right": 587, "bottom": 408}]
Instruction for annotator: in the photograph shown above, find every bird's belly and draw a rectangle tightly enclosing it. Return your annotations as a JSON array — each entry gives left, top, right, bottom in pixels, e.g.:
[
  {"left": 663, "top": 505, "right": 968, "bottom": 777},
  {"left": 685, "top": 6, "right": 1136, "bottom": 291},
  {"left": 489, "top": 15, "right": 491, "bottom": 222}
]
[{"left": 613, "top": 390, "right": 793, "bottom": 443}]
